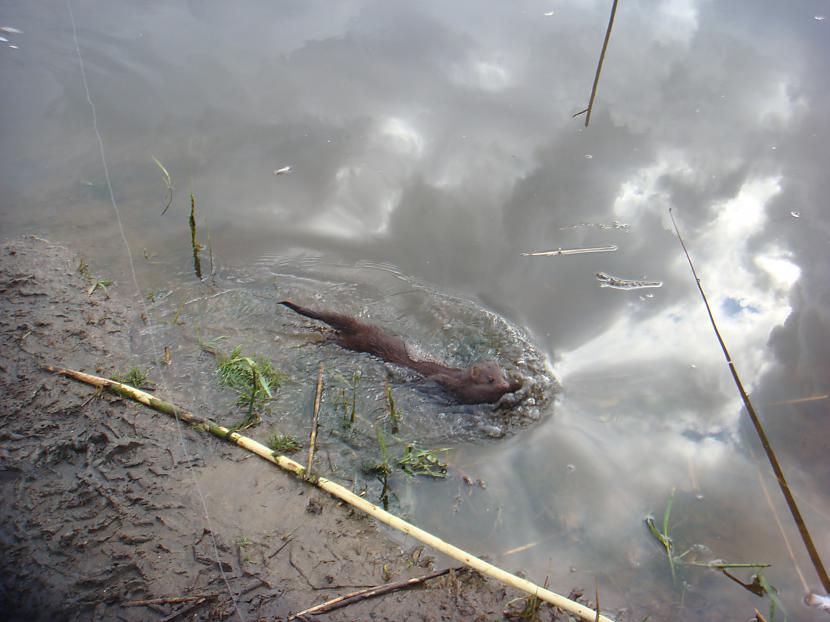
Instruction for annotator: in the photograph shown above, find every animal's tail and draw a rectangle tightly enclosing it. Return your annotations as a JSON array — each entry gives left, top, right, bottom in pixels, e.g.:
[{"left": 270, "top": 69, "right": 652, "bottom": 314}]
[{"left": 280, "top": 300, "right": 361, "bottom": 333}]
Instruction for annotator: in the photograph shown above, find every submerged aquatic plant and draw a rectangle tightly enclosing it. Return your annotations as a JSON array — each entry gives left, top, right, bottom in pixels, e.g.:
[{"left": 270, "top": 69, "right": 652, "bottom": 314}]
[
  {"left": 645, "top": 488, "right": 677, "bottom": 583},
  {"left": 397, "top": 443, "right": 448, "bottom": 478},
  {"left": 646, "top": 488, "right": 782, "bottom": 619},
  {"left": 332, "top": 369, "right": 362, "bottom": 430},
  {"left": 386, "top": 381, "right": 402, "bottom": 434},
  {"left": 368, "top": 425, "right": 393, "bottom": 509},
  {"left": 152, "top": 156, "right": 173, "bottom": 215}
]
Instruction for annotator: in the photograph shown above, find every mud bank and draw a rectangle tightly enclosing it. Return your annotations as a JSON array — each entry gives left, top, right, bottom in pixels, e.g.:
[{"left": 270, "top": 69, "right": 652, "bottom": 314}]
[{"left": 0, "top": 236, "right": 596, "bottom": 621}]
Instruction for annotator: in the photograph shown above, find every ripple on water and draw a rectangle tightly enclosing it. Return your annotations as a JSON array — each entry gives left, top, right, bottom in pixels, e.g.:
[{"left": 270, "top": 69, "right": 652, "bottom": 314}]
[{"left": 131, "top": 258, "right": 556, "bottom": 496}]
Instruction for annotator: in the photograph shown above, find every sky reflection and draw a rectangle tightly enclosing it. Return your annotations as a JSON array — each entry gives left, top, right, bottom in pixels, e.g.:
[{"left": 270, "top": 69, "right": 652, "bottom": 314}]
[{"left": 1, "top": 0, "right": 829, "bottom": 618}]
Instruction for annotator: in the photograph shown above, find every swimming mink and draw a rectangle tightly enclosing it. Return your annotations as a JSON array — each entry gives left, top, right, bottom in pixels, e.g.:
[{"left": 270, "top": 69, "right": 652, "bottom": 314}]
[{"left": 280, "top": 300, "right": 521, "bottom": 404}]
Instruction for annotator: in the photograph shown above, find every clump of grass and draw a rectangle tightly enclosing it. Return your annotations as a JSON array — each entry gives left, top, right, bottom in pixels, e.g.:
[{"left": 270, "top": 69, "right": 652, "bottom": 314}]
[
  {"left": 196, "top": 331, "right": 228, "bottom": 356},
  {"left": 110, "top": 366, "right": 150, "bottom": 387},
  {"left": 504, "top": 576, "right": 552, "bottom": 620},
  {"left": 365, "top": 426, "right": 450, "bottom": 508},
  {"left": 145, "top": 289, "right": 167, "bottom": 302},
  {"left": 216, "top": 346, "right": 286, "bottom": 429},
  {"left": 77, "top": 257, "right": 113, "bottom": 298},
  {"left": 87, "top": 278, "right": 113, "bottom": 298},
  {"left": 268, "top": 431, "right": 300, "bottom": 454},
  {"left": 333, "top": 369, "right": 361, "bottom": 428}
]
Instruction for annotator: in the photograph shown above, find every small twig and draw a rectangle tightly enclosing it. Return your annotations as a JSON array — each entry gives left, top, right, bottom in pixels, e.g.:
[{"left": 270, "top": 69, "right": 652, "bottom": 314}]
[
  {"left": 123, "top": 593, "right": 218, "bottom": 607},
  {"left": 288, "top": 566, "right": 463, "bottom": 620},
  {"left": 160, "top": 596, "right": 215, "bottom": 622},
  {"left": 669, "top": 207, "right": 830, "bottom": 593},
  {"left": 267, "top": 537, "right": 293, "bottom": 561},
  {"left": 580, "top": 0, "right": 620, "bottom": 127},
  {"left": 306, "top": 363, "right": 324, "bottom": 479}
]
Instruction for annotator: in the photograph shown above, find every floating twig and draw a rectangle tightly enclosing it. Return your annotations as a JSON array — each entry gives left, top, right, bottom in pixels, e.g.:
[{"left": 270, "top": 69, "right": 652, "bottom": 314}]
[
  {"left": 306, "top": 363, "right": 324, "bottom": 479},
  {"left": 43, "top": 364, "right": 613, "bottom": 622},
  {"left": 288, "top": 566, "right": 463, "bottom": 620},
  {"left": 522, "top": 245, "right": 617, "bottom": 257},
  {"left": 669, "top": 207, "right": 830, "bottom": 593}
]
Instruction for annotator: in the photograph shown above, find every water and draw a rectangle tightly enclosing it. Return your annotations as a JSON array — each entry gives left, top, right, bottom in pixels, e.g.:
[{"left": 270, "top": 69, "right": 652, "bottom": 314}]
[{"left": 2, "top": 1, "right": 829, "bottom": 619}]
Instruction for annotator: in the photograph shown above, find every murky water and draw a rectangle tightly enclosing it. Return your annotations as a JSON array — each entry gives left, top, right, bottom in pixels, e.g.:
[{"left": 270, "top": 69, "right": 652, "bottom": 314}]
[{"left": 2, "top": 1, "right": 829, "bottom": 619}]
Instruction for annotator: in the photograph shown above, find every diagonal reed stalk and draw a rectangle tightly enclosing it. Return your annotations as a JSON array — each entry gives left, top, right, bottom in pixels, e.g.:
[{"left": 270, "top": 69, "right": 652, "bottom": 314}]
[
  {"left": 574, "top": 0, "right": 620, "bottom": 127},
  {"left": 669, "top": 207, "right": 830, "bottom": 594},
  {"left": 306, "top": 363, "right": 324, "bottom": 479},
  {"left": 43, "top": 364, "right": 614, "bottom": 622}
]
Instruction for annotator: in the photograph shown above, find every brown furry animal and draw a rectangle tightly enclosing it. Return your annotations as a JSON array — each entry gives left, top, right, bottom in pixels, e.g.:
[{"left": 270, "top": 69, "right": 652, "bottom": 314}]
[{"left": 280, "top": 301, "right": 521, "bottom": 404}]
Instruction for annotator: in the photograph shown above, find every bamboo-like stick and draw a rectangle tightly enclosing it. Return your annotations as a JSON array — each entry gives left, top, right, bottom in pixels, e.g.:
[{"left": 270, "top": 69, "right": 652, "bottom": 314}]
[
  {"left": 306, "top": 363, "right": 324, "bottom": 478},
  {"left": 43, "top": 364, "right": 614, "bottom": 622}
]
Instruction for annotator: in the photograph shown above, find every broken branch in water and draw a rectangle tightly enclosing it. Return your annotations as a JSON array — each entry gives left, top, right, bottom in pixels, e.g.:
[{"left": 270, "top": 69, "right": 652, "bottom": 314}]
[
  {"left": 42, "top": 364, "right": 614, "bottom": 622},
  {"left": 288, "top": 566, "right": 463, "bottom": 620},
  {"left": 669, "top": 207, "right": 830, "bottom": 594}
]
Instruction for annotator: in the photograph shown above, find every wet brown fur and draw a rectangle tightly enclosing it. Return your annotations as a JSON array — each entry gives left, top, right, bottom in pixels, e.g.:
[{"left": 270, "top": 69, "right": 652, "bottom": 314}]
[{"left": 280, "top": 301, "right": 521, "bottom": 404}]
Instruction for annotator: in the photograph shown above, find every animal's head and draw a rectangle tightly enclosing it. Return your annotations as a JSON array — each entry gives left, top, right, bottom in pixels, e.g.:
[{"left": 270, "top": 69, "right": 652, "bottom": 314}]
[
  {"left": 469, "top": 360, "right": 509, "bottom": 387},
  {"left": 461, "top": 360, "right": 522, "bottom": 403}
]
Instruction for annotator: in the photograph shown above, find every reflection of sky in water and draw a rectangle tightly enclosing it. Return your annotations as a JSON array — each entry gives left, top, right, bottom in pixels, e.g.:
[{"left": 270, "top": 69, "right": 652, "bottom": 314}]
[{"left": 1, "top": 0, "right": 829, "bottom": 618}]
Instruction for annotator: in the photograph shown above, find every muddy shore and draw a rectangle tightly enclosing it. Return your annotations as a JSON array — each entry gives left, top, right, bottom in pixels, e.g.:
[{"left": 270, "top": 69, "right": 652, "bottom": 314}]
[{"left": 0, "top": 236, "right": 594, "bottom": 621}]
